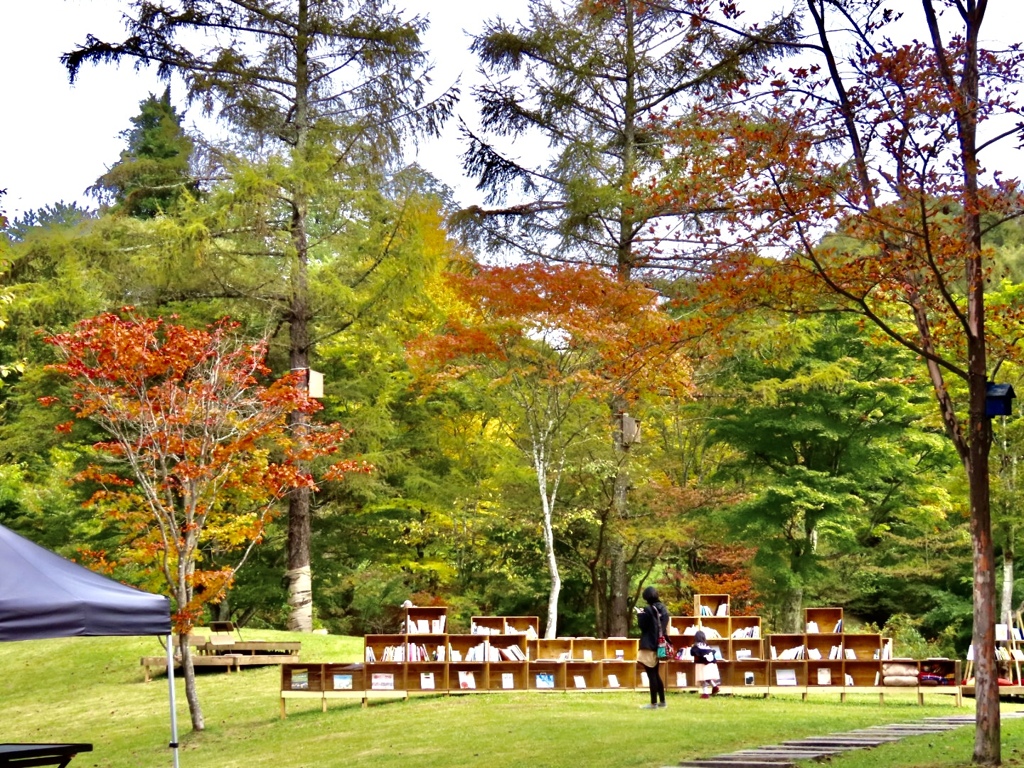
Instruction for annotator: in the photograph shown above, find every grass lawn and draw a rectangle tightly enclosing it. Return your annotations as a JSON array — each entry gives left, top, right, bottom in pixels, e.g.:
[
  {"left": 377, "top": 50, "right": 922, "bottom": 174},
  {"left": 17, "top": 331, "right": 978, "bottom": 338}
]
[{"left": 3, "top": 631, "right": 1023, "bottom": 767}]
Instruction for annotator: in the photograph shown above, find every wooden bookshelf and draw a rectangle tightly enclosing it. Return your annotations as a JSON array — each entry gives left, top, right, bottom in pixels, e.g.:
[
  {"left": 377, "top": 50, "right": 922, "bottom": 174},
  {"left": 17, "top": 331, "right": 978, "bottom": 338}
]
[
  {"left": 805, "top": 606, "right": 844, "bottom": 633},
  {"left": 695, "top": 594, "right": 730, "bottom": 617},
  {"left": 278, "top": 599, "right": 961, "bottom": 711},
  {"left": 280, "top": 663, "right": 324, "bottom": 717}
]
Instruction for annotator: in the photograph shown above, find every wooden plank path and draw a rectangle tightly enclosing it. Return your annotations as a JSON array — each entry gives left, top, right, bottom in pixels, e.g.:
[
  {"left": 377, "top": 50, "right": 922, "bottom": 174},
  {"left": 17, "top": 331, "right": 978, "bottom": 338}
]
[{"left": 672, "top": 711, "right": 1024, "bottom": 768}]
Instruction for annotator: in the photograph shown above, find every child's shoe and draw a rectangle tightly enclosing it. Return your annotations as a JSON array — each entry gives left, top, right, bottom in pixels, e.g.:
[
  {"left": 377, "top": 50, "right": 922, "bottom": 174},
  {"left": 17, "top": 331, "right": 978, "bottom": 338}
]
[
  {"left": 700, "top": 693, "right": 710, "bottom": 699},
  {"left": 711, "top": 685, "right": 720, "bottom": 695}
]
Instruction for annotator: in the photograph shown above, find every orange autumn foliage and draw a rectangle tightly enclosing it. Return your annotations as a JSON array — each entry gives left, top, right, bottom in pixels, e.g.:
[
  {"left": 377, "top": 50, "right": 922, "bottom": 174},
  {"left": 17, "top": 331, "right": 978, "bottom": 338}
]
[{"left": 43, "top": 309, "right": 367, "bottom": 631}]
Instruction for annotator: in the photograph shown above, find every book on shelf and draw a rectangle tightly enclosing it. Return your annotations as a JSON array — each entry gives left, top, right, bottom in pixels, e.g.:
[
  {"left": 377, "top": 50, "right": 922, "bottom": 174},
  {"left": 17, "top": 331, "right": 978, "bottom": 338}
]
[
  {"left": 371, "top": 673, "right": 394, "bottom": 690},
  {"left": 502, "top": 672, "right": 515, "bottom": 689},
  {"left": 536, "top": 672, "right": 555, "bottom": 689},
  {"left": 465, "top": 642, "right": 487, "bottom": 662},
  {"left": 806, "top": 621, "right": 820, "bottom": 633},
  {"left": 844, "top": 648, "right": 857, "bottom": 660},
  {"left": 640, "top": 671, "right": 649, "bottom": 687},
  {"left": 833, "top": 619, "right": 843, "bottom": 633},
  {"left": 573, "top": 675, "right": 587, "bottom": 689},
  {"left": 676, "top": 671, "right": 688, "bottom": 687},
  {"left": 744, "top": 671, "right": 755, "bottom": 685},
  {"left": 614, "top": 649, "right": 625, "bottom": 660},
  {"left": 775, "top": 668, "right": 798, "bottom": 686},
  {"left": 874, "top": 670, "right": 881, "bottom": 686},
  {"left": 716, "top": 603, "right": 728, "bottom": 617},
  {"left": 699, "top": 604, "right": 713, "bottom": 616},
  {"left": 806, "top": 648, "right": 822, "bottom": 660},
  {"left": 449, "top": 649, "right": 463, "bottom": 662},
  {"left": 582, "top": 649, "right": 593, "bottom": 661},
  {"left": 731, "top": 625, "right": 761, "bottom": 639},
  {"left": 882, "top": 639, "right": 893, "bottom": 660},
  {"left": 291, "top": 670, "right": 309, "bottom": 690},
  {"left": 778, "top": 645, "right": 805, "bottom": 660},
  {"left": 458, "top": 670, "right": 476, "bottom": 689},
  {"left": 607, "top": 674, "right": 620, "bottom": 688},
  {"left": 829, "top": 645, "right": 842, "bottom": 660},
  {"left": 846, "top": 673, "right": 855, "bottom": 686},
  {"left": 365, "top": 647, "right": 377, "bottom": 663},
  {"left": 487, "top": 645, "right": 502, "bottom": 662},
  {"left": 333, "top": 674, "right": 353, "bottom": 690},
  {"left": 817, "top": 668, "right": 832, "bottom": 686},
  {"left": 735, "top": 649, "right": 752, "bottom": 660},
  {"left": 1010, "top": 648, "right": 1024, "bottom": 661},
  {"left": 996, "top": 624, "right": 1009, "bottom": 642},
  {"left": 420, "top": 672, "right": 435, "bottom": 690}
]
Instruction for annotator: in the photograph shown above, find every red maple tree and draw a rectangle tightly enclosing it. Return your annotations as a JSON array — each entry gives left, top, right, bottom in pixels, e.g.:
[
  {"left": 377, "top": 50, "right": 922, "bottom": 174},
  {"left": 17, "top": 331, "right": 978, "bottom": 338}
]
[{"left": 43, "top": 308, "right": 365, "bottom": 730}]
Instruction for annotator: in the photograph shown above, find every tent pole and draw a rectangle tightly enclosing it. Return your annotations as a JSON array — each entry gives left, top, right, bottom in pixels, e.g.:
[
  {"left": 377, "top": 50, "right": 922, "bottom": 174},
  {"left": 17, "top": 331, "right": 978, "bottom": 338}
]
[{"left": 166, "top": 635, "right": 180, "bottom": 768}]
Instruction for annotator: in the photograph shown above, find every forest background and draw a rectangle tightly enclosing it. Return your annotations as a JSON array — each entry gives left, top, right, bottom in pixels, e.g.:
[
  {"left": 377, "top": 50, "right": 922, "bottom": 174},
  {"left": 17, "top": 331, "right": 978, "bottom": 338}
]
[{"left": 2, "top": 0, "right": 1024, "bottom": 683}]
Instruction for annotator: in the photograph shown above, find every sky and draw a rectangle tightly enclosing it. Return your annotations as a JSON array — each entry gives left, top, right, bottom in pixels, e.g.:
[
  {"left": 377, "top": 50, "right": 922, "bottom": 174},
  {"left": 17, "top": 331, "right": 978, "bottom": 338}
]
[
  {"left": 2, "top": 1, "right": 1024, "bottom": 221},
  {"left": 0, "top": 0, "right": 531, "bottom": 220}
]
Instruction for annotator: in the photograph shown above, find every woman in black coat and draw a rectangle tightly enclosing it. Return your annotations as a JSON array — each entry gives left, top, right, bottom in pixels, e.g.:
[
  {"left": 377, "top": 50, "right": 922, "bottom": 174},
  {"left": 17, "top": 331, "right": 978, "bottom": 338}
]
[{"left": 636, "top": 585, "right": 670, "bottom": 708}]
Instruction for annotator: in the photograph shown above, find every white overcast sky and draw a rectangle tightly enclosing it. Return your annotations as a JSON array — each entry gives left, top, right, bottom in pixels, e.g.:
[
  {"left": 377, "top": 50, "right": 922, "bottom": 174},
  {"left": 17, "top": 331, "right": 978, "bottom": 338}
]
[
  {"left": 0, "top": 0, "right": 532, "bottom": 219},
  {"left": 2, "top": 1, "right": 1023, "bottom": 220}
]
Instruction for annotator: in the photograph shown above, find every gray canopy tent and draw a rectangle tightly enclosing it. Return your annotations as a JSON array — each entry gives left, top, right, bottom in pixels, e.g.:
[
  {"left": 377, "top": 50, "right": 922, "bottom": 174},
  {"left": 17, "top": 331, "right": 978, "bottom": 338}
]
[{"left": 0, "top": 523, "right": 179, "bottom": 767}]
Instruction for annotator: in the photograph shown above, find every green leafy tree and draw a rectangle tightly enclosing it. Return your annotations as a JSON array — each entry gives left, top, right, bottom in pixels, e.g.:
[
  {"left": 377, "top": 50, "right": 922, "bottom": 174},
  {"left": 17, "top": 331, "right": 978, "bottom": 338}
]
[
  {"left": 459, "top": 0, "right": 795, "bottom": 635},
  {"left": 90, "top": 87, "right": 196, "bottom": 217},
  {"left": 64, "top": 0, "right": 455, "bottom": 631},
  {"left": 708, "top": 315, "right": 957, "bottom": 631}
]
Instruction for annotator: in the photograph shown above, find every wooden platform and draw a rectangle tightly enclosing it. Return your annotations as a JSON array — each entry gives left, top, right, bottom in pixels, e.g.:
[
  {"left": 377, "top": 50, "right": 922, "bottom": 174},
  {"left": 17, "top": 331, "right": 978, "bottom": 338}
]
[{"left": 141, "top": 637, "right": 300, "bottom": 681}]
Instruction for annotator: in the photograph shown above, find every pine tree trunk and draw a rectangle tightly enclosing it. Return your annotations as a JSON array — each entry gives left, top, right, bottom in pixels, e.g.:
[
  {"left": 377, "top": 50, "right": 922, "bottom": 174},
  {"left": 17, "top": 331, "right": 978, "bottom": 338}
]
[{"left": 285, "top": 0, "right": 315, "bottom": 634}]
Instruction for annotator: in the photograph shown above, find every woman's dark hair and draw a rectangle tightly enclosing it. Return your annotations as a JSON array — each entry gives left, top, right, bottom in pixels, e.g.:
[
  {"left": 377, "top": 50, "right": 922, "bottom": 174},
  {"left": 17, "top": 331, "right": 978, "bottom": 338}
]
[
  {"left": 642, "top": 586, "right": 659, "bottom": 604},
  {"left": 694, "top": 629, "right": 707, "bottom": 644}
]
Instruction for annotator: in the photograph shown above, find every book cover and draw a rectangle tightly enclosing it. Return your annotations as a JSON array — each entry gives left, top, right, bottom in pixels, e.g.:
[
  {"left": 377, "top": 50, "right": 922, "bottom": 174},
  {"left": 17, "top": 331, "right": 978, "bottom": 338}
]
[
  {"left": 536, "top": 672, "right": 555, "bottom": 689},
  {"left": 573, "top": 675, "right": 587, "bottom": 689},
  {"left": 817, "top": 668, "right": 832, "bottom": 685},
  {"left": 744, "top": 671, "right": 755, "bottom": 685},
  {"left": 775, "top": 668, "right": 798, "bottom": 686},
  {"left": 371, "top": 673, "right": 394, "bottom": 690},
  {"left": 291, "top": 670, "right": 309, "bottom": 690},
  {"left": 582, "top": 649, "right": 593, "bottom": 661},
  {"left": 420, "top": 671, "right": 435, "bottom": 690},
  {"left": 607, "top": 674, "right": 620, "bottom": 688},
  {"left": 676, "top": 671, "right": 687, "bottom": 687},
  {"left": 458, "top": 670, "right": 476, "bottom": 689},
  {"left": 502, "top": 672, "right": 515, "bottom": 689},
  {"left": 333, "top": 673, "right": 353, "bottom": 690},
  {"left": 640, "top": 671, "right": 649, "bottom": 687}
]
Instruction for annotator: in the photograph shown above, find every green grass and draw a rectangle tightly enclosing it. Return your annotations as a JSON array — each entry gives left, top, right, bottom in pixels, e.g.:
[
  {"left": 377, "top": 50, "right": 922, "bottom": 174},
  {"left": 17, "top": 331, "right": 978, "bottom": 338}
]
[{"left": 3, "top": 632, "right": 1023, "bottom": 767}]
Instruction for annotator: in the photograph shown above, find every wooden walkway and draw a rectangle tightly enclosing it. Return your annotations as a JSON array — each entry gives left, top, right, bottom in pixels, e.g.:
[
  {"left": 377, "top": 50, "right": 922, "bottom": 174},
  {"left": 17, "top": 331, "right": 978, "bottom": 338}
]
[{"left": 673, "top": 711, "right": 1024, "bottom": 768}]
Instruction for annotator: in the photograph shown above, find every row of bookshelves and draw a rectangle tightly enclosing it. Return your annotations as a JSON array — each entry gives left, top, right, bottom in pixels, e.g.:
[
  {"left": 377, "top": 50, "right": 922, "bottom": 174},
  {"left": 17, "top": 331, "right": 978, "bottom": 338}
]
[
  {"left": 278, "top": 658, "right": 962, "bottom": 714},
  {"left": 363, "top": 632, "right": 892, "bottom": 665}
]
